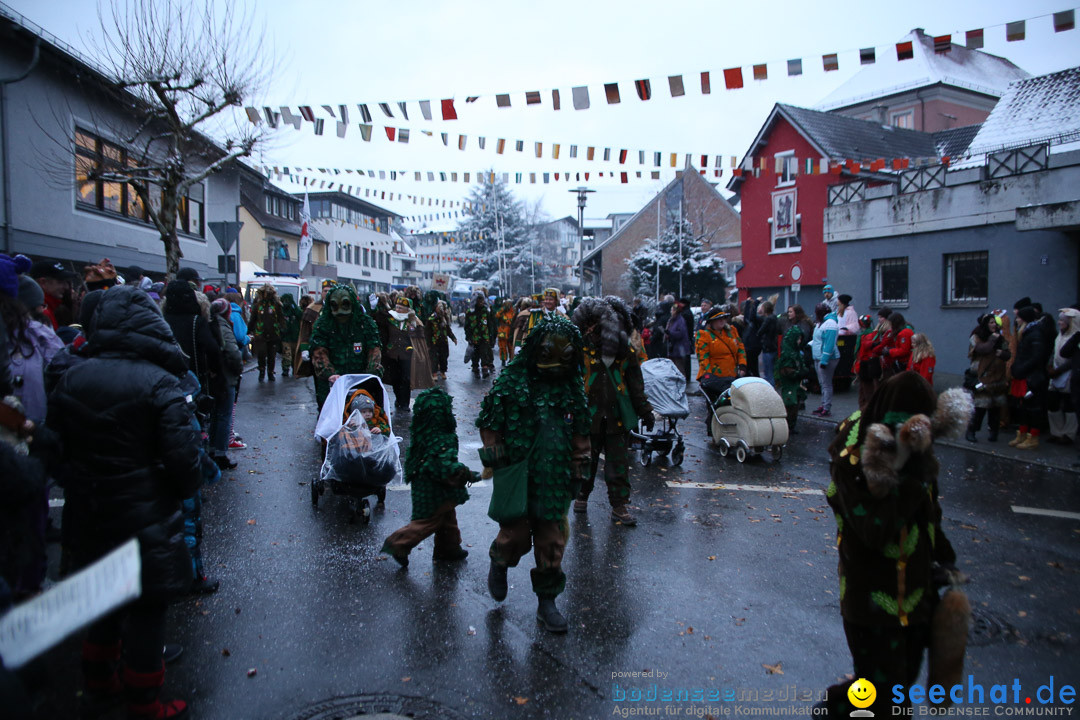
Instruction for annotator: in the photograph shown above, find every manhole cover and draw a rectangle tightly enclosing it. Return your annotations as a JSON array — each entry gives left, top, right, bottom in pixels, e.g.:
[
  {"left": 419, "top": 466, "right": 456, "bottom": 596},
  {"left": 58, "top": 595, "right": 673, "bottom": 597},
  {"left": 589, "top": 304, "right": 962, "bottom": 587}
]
[
  {"left": 286, "top": 694, "right": 470, "bottom": 720},
  {"left": 968, "top": 607, "right": 1019, "bottom": 647}
]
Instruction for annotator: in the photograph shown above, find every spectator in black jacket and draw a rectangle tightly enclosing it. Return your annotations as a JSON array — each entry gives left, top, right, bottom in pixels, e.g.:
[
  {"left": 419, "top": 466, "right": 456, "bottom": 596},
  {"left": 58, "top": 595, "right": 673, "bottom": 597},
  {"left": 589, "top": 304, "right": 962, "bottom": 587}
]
[
  {"left": 757, "top": 300, "right": 780, "bottom": 386},
  {"left": 1009, "top": 305, "right": 1052, "bottom": 451},
  {"left": 47, "top": 285, "right": 202, "bottom": 720},
  {"left": 740, "top": 296, "right": 762, "bottom": 377},
  {"left": 163, "top": 281, "right": 224, "bottom": 403}
]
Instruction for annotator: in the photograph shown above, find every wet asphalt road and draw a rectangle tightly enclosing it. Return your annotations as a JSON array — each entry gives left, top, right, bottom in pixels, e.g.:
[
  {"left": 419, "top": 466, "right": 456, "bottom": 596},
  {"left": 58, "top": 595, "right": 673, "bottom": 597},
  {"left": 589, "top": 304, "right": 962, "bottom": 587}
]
[{"left": 34, "top": 340, "right": 1080, "bottom": 719}]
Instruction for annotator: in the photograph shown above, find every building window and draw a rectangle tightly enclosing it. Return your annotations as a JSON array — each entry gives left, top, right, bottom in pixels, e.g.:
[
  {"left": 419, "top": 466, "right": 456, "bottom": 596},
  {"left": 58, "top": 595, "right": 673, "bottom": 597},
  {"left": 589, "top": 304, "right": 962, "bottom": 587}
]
[
  {"left": 944, "top": 251, "right": 989, "bottom": 305},
  {"left": 265, "top": 195, "right": 272, "bottom": 214},
  {"left": 336, "top": 243, "right": 343, "bottom": 262},
  {"left": 363, "top": 248, "right": 370, "bottom": 267},
  {"left": 891, "top": 110, "right": 914, "bottom": 129},
  {"left": 776, "top": 150, "right": 796, "bottom": 186},
  {"left": 872, "top": 257, "right": 909, "bottom": 306},
  {"left": 74, "top": 127, "right": 202, "bottom": 236}
]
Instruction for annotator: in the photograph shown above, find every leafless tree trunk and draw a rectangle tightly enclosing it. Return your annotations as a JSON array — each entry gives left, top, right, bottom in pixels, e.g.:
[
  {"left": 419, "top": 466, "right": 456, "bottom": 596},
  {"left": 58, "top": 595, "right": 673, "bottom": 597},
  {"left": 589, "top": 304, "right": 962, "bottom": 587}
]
[{"left": 85, "top": 0, "right": 271, "bottom": 278}]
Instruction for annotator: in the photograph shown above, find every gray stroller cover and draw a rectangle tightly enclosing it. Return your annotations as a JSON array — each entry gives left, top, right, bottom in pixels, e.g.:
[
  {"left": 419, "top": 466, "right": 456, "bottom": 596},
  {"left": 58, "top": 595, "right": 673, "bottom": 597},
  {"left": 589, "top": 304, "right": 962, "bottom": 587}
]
[{"left": 641, "top": 358, "right": 691, "bottom": 419}]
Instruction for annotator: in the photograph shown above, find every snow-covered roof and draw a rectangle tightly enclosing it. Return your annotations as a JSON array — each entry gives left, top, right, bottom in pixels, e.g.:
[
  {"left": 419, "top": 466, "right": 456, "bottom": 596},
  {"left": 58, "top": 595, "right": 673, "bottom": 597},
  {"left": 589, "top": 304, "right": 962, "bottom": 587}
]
[
  {"left": 816, "top": 29, "right": 1030, "bottom": 111},
  {"left": 965, "top": 66, "right": 1080, "bottom": 155}
]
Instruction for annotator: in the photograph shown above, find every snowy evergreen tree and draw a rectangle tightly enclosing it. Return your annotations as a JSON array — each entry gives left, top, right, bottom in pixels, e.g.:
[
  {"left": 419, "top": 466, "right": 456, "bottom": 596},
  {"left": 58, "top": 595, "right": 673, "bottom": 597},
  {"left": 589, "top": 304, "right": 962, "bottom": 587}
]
[
  {"left": 455, "top": 174, "right": 538, "bottom": 295},
  {"left": 624, "top": 217, "right": 727, "bottom": 302}
]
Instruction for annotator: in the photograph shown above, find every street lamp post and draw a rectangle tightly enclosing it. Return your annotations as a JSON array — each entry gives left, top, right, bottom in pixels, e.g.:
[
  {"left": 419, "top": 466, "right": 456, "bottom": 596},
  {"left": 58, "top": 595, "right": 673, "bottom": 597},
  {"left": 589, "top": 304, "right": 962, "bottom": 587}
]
[{"left": 570, "top": 187, "right": 594, "bottom": 296}]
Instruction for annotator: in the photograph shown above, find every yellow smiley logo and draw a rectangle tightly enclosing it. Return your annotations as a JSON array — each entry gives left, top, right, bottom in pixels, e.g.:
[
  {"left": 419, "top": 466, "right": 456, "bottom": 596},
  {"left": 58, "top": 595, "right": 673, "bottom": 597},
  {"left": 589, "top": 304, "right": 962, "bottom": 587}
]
[{"left": 848, "top": 678, "right": 877, "bottom": 709}]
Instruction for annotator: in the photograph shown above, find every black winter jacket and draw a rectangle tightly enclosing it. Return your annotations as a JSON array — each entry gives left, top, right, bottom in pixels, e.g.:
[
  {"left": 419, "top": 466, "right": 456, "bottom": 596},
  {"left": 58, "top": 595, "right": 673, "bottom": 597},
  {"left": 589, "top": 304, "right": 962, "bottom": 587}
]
[
  {"left": 1011, "top": 320, "right": 1051, "bottom": 393},
  {"left": 47, "top": 286, "right": 202, "bottom": 601},
  {"left": 164, "top": 283, "right": 225, "bottom": 397}
]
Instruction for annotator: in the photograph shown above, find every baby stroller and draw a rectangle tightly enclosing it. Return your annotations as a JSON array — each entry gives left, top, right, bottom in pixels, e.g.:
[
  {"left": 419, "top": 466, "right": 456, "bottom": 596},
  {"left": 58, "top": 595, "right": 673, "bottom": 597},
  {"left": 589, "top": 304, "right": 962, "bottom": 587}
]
[
  {"left": 629, "top": 358, "right": 689, "bottom": 466},
  {"left": 313, "top": 374, "right": 402, "bottom": 523},
  {"left": 706, "top": 377, "right": 788, "bottom": 463}
]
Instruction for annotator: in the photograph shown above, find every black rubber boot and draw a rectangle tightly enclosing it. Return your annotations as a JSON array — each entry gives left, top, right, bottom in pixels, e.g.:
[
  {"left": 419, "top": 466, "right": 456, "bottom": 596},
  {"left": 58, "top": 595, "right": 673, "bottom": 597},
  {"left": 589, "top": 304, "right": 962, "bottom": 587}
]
[
  {"left": 965, "top": 428, "right": 978, "bottom": 443},
  {"left": 536, "top": 595, "right": 568, "bottom": 634},
  {"left": 433, "top": 546, "right": 468, "bottom": 562},
  {"left": 487, "top": 560, "right": 508, "bottom": 601}
]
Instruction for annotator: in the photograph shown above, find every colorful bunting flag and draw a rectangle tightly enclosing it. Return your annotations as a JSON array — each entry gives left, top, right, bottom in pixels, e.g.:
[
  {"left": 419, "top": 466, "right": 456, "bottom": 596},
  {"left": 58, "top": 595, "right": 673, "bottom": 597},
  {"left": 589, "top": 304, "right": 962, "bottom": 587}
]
[
  {"left": 822, "top": 53, "right": 839, "bottom": 72},
  {"left": 787, "top": 58, "right": 803, "bottom": 76},
  {"left": 441, "top": 99, "right": 457, "bottom": 120},
  {"left": 860, "top": 47, "right": 876, "bottom": 65},
  {"left": 587, "top": 147, "right": 595, "bottom": 161},
  {"left": 496, "top": 93, "right": 511, "bottom": 108},
  {"left": 535, "top": 142, "right": 543, "bottom": 158},
  {"left": 571, "top": 145, "right": 578, "bottom": 159},
  {"left": 619, "top": 149, "right": 627, "bottom": 164},
  {"left": 896, "top": 41, "right": 914, "bottom": 61},
  {"left": 359, "top": 124, "right": 372, "bottom": 141},
  {"left": 724, "top": 67, "right": 744, "bottom": 89},
  {"left": 1006, "top": 20, "right": 1025, "bottom": 42},
  {"left": 516, "top": 140, "right": 524, "bottom": 152},
  {"left": 314, "top": 118, "right": 324, "bottom": 135},
  {"left": 526, "top": 91, "right": 542, "bottom": 105},
  {"left": 701, "top": 71, "right": 711, "bottom": 94},
  {"left": 635, "top": 79, "right": 652, "bottom": 101},
  {"left": 753, "top": 64, "right": 767, "bottom": 81},
  {"left": 554, "top": 144, "right": 561, "bottom": 159},
  {"left": 668, "top": 75, "right": 685, "bottom": 97},
  {"left": 605, "top": 83, "right": 621, "bottom": 104},
  {"left": 398, "top": 128, "right": 409, "bottom": 143},
  {"left": 458, "top": 135, "right": 466, "bottom": 150},
  {"left": 478, "top": 137, "right": 486, "bottom": 149},
  {"left": 965, "top": 28, "right": 984, "bottom": 49},
  {"left": 655, "top": 152, "right": 662, "bottom": 167},
  {"left": 396, "top": 103, "right": 409, "bottom": 120},
  {"left": 358, "top": 104, "right": 372, "bottom": 123},
  {"left": 419, "top": 100, "right": 432, "bottom": 121},
  {"left": 299, "top": 106, "right": 315, "bottom": 122},
  {"left": 378, "top": 103, "right": 394, "bottom": 118},
  {"left": 934, "top": 34, "right": 952, "bottom": 54},
  {"left": 1054, "top": 10, "right": 1075, "bottom": 32},
  {"left": 497, "top": 138, "right": 506, "bottom": 154},
  {"left": 572, "top": 86, "right": 590, "bottom": 110}
]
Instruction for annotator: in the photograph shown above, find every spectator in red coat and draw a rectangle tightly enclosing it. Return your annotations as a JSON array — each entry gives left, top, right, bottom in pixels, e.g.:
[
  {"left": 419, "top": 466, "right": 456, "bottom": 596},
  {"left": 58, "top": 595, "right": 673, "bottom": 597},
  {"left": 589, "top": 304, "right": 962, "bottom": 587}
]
[
  {"left": 907, "top": 333, "right": 936, "bottom": 386},
  {"left": 874, "top": 312, "right": 914, "bottom": 379}
]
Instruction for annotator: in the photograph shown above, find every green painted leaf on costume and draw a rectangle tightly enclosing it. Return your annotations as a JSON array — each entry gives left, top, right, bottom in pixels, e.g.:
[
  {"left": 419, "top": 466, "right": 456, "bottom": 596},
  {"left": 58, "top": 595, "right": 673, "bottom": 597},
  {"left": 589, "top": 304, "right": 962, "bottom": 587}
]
[
  {"left": 902, "top": 588, "right": 925, "bottom": 614},
  {"left": 871, "top": 591, "right": 899, "bottom": 616}
]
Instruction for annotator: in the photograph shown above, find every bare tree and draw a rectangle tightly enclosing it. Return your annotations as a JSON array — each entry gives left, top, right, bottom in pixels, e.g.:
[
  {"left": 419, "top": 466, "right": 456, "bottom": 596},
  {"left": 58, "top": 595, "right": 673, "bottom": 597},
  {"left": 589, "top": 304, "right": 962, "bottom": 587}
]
[{"left": 84, "top": 0, "right": 270, "bottom": 278}]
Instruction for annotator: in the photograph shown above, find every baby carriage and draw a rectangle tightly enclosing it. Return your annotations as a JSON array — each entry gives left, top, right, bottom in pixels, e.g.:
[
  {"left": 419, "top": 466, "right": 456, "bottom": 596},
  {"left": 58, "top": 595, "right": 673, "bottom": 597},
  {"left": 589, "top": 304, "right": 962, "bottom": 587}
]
[
  {"left": 629, "top": 358, "right": 690, "bottom": 466},
  {"left": 707, "top": 377, "right": 788, "bottom": 463},
  {"left": 313, "top": 374, "right": 403, "bottom": 523}
]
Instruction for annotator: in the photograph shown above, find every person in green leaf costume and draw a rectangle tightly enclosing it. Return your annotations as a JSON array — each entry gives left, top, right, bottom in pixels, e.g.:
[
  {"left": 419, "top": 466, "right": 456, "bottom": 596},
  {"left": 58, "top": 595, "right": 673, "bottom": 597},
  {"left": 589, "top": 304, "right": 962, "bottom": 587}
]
[
  {"left": 777, "top": 304, "right": 809, "bottom": 434},
  {"left": 478, "top": 315, "right": 590, "bottom": 633},
  {"left": 464, "top": 292, "right": 496, "bottom": 377},
  {"left": 823, "top": 371, "right": 971, "bottom": 715},
  {"left": 381, "top": 387, "right": 473, "bottom": 567},
  {"left": 309, "top": 284, "right": 382, "bottom": 411},
  {"left": 571, "top": 297, "right": 654, "bottom": 526},
  {"left": 279, "top": 292, "right": 303, "bottom": 378}
]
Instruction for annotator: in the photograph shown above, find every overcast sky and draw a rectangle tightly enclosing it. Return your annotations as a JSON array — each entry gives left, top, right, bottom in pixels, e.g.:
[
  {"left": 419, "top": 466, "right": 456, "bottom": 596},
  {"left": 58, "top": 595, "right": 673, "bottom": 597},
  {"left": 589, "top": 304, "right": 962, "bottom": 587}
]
[{"left": 6, "top": 0, "right": 1080, "bottom": 226}]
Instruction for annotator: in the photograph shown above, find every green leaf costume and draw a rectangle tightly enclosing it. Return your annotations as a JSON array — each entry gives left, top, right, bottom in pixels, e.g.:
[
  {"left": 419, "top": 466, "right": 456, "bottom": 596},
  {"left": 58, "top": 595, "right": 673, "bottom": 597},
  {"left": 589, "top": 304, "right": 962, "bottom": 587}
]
[
  {"left": 309, "top": 284, "right": 382, "bottom": 408},
  {"left": 405, "top": 387, "right": 470, "bottom": 520},
  {"left": 477, "top": 316, "right": 590, "bottom": 521}
]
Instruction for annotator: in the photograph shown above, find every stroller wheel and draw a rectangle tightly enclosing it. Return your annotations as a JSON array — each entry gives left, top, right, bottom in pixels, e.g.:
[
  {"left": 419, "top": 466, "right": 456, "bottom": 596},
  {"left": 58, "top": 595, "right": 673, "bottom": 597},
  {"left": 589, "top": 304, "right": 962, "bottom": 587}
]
[
  {"left": 671, "top": 441, "right": 685, "bottom": 466},
  {"left": 638, "top": 448, "right": 652, "bottom": 467},
  {"left": 770, "top": 445, "right": 784, "bottom": 462},
  {"left": 360, "top": 498, "right": 372, "bottom": 524},
  {"left": 717, "top": 437, "right": 730, "bottom": 457},
  {"left": 735, "top": 445, "right": 749, "bottom": 464}
]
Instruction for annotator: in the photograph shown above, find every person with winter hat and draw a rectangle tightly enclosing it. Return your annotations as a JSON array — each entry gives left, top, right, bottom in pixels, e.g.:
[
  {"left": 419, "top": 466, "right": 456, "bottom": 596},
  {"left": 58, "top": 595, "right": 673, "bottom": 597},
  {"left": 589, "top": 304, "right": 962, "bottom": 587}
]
[
  {"left": 1009, "top": 305, "right": 1053, "bottom": 450},
  {"left": 822, "top": 284, "right": 839, "bottom": 314},
  {"left": 810, "top": 302, "right": 840, "bottom": 417},
  {"left": 29, "top": 259, "right": 77, "bottom": 329},
  {"left": 47, "top": 286, "right": 202, "bottom": 720}
]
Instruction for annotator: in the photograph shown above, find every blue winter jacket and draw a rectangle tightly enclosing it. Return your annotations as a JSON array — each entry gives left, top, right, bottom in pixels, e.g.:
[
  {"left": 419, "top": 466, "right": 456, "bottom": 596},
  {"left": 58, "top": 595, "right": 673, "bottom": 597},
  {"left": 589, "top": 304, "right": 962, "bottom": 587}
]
[
  {"left": 229, "top": 302, "right": 249, "bottom": 348},
  {"left": 811, "top": 313, "right": 840, "bottom": 365}
]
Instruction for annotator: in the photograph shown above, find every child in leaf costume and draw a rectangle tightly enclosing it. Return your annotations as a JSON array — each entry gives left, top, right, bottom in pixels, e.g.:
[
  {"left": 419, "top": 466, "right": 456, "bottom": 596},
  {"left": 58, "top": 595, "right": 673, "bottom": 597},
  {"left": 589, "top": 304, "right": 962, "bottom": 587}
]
[
  {"left": 381, "top": 387, "right": 472, "bottom": 567},
  {"left": 478, "top": 316, "right": 590, "bottom": 633},
  {"left": 823, "top": 371, "right": 971, "bottom": 715}
]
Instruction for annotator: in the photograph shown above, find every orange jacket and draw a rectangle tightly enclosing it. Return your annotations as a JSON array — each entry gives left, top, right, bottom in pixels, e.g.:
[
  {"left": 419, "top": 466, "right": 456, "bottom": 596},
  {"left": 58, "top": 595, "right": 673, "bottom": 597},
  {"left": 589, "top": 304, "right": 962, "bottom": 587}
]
[{"left": 695, "top": 325, "right": 745, "bottom": 379}]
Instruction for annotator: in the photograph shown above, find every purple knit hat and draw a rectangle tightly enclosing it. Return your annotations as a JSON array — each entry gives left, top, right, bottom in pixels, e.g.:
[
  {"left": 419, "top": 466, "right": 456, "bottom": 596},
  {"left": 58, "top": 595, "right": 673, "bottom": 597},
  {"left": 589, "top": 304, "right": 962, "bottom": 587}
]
[{"left": 0, "top": 253, "right": 32, "bottom": 299}]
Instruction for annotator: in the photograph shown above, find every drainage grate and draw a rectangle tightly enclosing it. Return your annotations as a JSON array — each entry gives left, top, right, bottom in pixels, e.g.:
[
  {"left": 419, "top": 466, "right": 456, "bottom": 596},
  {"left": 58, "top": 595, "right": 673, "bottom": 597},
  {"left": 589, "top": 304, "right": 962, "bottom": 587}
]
[
  {"left": 968, "top": 607, "right": 1019, "bottom": 647},
  {"left": 286, "top": 694, "right": 471, "bottom": 720}
]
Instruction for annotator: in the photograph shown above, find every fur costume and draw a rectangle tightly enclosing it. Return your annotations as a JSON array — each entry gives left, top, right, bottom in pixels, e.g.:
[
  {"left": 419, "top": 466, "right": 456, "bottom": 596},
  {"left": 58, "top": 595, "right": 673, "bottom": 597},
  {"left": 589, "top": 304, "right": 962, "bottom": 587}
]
[
  {"left": 310, "top": 284, "right": 382, "bottom": 408},
  {"left": 824, "top": 372, "right": 971, "bottom": 713}
]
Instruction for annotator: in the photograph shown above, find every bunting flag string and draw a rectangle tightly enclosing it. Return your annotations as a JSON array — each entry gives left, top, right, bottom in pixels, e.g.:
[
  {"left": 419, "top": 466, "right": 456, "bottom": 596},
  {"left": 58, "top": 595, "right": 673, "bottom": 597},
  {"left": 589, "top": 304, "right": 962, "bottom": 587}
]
[{"left": 245, "top": 9, "right": 1073, "bottom": 126}]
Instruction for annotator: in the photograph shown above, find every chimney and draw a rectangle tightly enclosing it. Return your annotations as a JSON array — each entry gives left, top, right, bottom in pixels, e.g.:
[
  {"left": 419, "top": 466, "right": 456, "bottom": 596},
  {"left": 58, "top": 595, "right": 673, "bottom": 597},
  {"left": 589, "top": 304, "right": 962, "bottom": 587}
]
[{"left": 873, "top": 104, "right": 889, "bottom": 125}]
